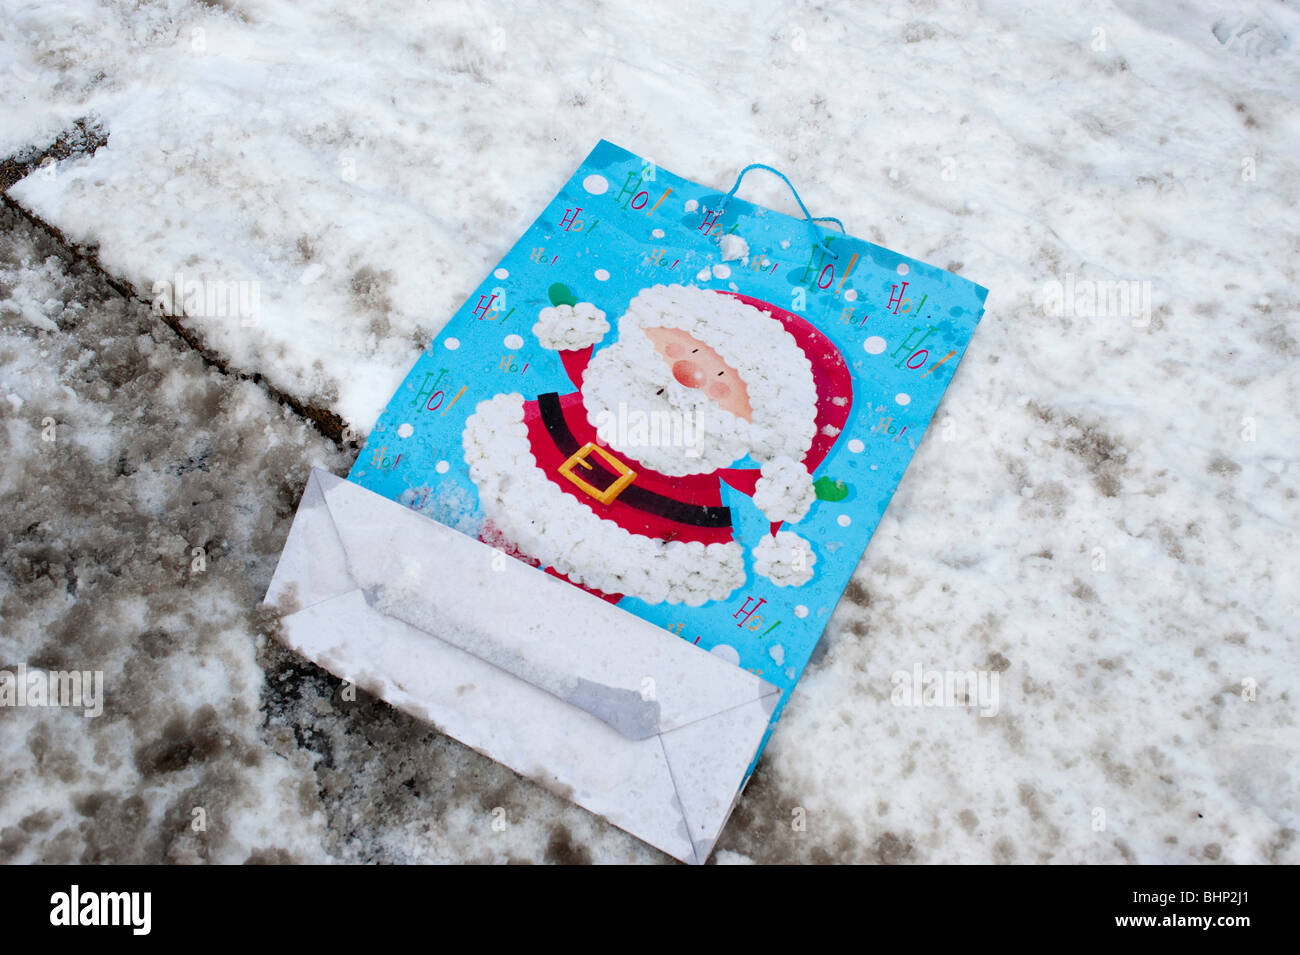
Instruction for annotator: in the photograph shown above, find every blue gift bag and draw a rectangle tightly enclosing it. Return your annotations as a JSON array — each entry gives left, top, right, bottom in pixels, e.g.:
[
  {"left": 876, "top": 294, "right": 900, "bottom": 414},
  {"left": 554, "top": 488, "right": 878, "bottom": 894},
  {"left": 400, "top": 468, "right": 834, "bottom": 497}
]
[{"left": 348, "top": 139, "right": 987, "bottom": 766}]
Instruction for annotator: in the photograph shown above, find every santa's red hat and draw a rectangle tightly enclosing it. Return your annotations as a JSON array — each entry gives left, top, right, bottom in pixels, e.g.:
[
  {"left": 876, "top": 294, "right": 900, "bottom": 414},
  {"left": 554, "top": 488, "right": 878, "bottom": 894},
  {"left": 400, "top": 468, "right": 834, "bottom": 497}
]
[{"left": 718, "top": 289, "right": 853, "bottom": 476}]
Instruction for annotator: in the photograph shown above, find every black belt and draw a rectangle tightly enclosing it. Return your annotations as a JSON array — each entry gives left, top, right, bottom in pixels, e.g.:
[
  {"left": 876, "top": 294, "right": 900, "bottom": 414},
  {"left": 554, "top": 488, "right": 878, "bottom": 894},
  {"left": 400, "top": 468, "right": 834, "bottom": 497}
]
[{"left": 537, "top": 392, "right": 732, "bottom": 528}]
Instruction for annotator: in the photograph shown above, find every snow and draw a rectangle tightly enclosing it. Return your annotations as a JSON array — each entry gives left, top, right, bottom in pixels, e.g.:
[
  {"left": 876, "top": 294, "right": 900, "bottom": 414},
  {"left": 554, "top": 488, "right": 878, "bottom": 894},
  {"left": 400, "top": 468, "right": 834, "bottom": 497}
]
[
  {"left": 1, "top": 0, "right": 1298, "bottom": 863},
  {"left": 0, "top": 204, "right": 343, "bottom": 862},
  {"left": 718, "top": 234, "right": 748, "bottom": 264}
]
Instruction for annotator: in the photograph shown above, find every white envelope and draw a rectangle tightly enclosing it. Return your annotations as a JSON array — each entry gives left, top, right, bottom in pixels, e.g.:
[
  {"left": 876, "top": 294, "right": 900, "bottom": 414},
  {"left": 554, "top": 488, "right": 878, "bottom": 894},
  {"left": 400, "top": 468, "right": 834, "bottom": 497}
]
[{"left": 263, "top": 469, "right": 781, "bottom": 864}]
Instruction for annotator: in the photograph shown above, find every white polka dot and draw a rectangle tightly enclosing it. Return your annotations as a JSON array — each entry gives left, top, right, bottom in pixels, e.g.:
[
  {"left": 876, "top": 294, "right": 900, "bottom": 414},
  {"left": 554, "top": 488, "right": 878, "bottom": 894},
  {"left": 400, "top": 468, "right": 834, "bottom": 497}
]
[
  {"left": 493, "top": 268, "right": 509, "bottom": 280},
  {"left": 594, "top": 268, "right": 610, "bottom": 281},
  {"left": 582, "top": 174, "right": 608, "bottom": 195},
  {"left": 696, "top": 267, "right": 712, "bottom": 282},
  {"left": 837, "top": 514, "right": 851, "bottom": 527},
  {"left": 848, "top": 438, "right": 865, "bottom": 453},
  {"left": 709, "top": 643, "right": 740, "bottom": 665},
  {"left": 895, "top": 393, "right": 911, "bottom": 406},
  {"left": 504, "top": 334, "right": 523, "bottom": 349},
  {"left": 444, "top": 337, "right": 460, "bottom": 350},
  {"left": 844, "top": 288, "right": 858, "bottom": 302},
  {"left": 397, "top": 423, "right": 414, "bottom": 438},
  {"left": 712, "top": 264, "right": 731, "bottom": 279},
  {"left": 684, "top": 199, "right": 699, "bottom": 212},
  {"left": 897, "top": 263, "right": 909, "bottom": 275},
  {"left": 794, "top": 605, "right": 809, "bottom": 619},
  {"left": 435, "top": 460, "right": 450, "bottom": 474},
  {"left": 651, "top": 228, "right": 665, "bottom": 238},
  {"left": 864, "top": 336, "right": 887, "bottom": 354}
]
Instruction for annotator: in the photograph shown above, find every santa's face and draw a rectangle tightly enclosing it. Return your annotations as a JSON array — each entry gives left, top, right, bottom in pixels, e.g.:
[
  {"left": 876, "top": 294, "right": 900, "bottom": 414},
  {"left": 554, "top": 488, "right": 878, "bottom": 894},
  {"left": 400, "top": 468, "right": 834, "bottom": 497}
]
[
  {"left": 642, "top": 326, "right": 753, "bottom": 422},
  {"left": 581, "top": 323, "right": 755, "bottom": 476}
]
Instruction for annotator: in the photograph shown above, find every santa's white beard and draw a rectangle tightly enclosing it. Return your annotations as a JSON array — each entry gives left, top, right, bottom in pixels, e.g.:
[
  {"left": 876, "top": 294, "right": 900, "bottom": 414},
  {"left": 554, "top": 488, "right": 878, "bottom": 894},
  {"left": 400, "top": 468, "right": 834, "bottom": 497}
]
[{"left": 580, "top": 330, "right": 754, "bottom": 476}]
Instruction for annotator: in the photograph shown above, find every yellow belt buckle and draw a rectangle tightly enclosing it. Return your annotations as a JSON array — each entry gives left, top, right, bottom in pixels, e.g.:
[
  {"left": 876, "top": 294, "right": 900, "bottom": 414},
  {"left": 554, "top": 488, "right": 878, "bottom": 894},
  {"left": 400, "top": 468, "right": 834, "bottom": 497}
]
[{"left": 558, "top": 442, "right": 636, "bottom": 505}]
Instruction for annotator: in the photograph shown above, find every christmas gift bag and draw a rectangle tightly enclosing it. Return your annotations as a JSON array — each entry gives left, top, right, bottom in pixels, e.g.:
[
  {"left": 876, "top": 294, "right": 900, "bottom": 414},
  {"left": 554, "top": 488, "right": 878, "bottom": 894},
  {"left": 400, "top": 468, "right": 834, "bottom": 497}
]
[{"left": 265, "top": 140, "right": 987, "bottom": 863}]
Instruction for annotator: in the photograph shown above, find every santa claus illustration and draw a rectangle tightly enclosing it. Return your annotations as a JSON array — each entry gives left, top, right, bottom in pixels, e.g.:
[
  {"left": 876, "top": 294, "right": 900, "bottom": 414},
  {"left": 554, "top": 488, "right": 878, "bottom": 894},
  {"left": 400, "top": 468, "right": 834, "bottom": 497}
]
[{"left": 461, "top": 283, "right": 851, "bottom": 606}]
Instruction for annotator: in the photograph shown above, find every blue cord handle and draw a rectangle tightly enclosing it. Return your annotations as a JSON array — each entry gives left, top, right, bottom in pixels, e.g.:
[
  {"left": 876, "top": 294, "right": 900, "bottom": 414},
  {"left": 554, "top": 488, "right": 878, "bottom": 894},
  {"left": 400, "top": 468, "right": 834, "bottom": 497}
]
[{"left": 715, "top": 163, "right": 844, "bottom": 259}]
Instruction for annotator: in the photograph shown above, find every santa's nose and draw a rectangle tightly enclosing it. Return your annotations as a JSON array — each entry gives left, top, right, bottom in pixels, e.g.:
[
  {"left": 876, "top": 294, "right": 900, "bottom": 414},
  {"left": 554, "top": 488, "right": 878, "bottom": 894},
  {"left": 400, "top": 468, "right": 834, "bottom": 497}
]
[{"left": 672, "top": 360, "right": 706, "bottom": 389}]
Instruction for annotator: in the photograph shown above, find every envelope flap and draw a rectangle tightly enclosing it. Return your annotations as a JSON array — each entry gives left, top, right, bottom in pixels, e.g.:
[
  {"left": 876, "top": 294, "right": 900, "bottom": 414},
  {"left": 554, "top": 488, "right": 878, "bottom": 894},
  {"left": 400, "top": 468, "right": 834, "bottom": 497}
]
[
  {"left": 659, "top": 697, "right": 774, "bottom": 864},
  {"left": 264, "top": 469, "right": 356, "bottom": 612},
  {"left": 309, "top": 470, "right": 780, "bottom": 739}
]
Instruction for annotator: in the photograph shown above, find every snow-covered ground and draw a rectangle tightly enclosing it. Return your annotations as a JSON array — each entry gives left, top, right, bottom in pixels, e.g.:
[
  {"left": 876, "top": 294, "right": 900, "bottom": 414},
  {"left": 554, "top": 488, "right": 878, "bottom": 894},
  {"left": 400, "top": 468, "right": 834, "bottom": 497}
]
[{"left": 1, "top": 0, "right": 1297, "bottom": 863}]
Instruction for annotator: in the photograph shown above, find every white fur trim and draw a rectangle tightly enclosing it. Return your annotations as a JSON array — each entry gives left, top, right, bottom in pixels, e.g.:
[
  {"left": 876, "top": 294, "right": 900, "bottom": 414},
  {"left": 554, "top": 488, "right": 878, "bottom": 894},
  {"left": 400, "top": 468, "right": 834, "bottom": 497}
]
[
  {"left": 620, "top": 284, "right": 818, "bottom": 465},
  {"left": 752, "top": 457, "right": 816, "bottom": 524},
  {"left": 532, "top": 302, "right": 609, "bottom": 351},
  {"left": 462, "top": 392, "right": 746, "bottom": 606},
  {"left": 752, "top": 531, "right": 816, "bottom": 587}
]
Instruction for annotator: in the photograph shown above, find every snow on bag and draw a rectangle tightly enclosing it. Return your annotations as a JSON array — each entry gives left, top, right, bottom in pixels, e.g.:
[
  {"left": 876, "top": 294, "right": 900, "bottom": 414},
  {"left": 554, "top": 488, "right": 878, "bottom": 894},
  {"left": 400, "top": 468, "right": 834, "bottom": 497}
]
[{"left": 264, "top": 140, "right": 988, "bottom": 863}]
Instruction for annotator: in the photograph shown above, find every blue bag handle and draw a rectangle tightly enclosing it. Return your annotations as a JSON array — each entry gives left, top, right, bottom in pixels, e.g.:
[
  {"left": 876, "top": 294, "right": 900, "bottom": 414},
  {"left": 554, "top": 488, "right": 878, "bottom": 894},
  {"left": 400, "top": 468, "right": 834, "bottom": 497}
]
[{"left": 714, "top": 163, "right": 845, "bottom": 260}]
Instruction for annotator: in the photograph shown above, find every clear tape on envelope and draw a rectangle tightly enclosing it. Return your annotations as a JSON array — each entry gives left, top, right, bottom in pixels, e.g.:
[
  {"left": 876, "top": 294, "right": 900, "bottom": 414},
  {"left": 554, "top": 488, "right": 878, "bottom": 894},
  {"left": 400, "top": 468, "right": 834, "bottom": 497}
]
[{"left": 263, "top": 469, "right": 781, "bottom": 864}]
